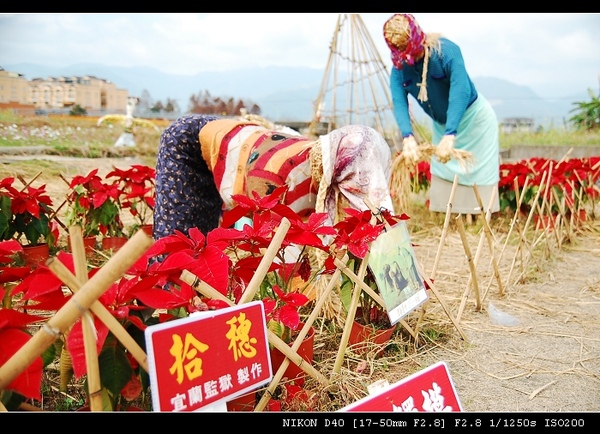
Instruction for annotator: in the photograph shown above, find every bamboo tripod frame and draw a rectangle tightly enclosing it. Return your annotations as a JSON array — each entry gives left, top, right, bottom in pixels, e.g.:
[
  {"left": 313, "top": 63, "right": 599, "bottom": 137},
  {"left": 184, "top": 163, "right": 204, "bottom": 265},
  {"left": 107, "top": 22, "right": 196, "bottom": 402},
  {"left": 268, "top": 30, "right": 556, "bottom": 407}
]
[
  {"left": 0, "top": 230, "right": 154, "bottom": 402},
  {"left": 306, "top": 14, "right": 407, "bottom": 150}
]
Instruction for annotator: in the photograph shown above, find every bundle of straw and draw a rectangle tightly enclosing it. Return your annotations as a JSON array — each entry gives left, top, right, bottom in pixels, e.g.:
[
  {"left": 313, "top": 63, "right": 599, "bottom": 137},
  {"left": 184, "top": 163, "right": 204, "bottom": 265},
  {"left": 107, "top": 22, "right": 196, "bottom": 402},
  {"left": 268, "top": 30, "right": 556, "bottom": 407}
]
[
  {"left": 389, "top": 143, "right": 474, "bottom": 213},
  {"left": 306, "top": 140, "right": 345, "bottom": 325}
]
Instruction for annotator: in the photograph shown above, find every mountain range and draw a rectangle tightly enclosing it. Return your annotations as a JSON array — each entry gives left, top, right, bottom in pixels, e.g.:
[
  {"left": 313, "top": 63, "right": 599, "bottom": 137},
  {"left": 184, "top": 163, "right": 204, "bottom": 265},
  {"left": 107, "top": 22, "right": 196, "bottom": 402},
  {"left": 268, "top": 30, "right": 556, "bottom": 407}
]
[{"left": 3, "top": 62, "right": 587, "bottom": 129}]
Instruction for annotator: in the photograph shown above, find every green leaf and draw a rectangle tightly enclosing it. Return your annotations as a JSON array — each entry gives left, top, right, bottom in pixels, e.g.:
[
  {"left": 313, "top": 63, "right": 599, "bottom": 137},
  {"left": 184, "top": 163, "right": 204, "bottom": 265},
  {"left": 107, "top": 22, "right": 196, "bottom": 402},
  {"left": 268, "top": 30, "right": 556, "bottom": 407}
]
[
  {"left": 41, "top": 342, "right": 57, "bottom": 368},
  {"left": 98, "top": 336, "right": 133, "bottom": 400}
]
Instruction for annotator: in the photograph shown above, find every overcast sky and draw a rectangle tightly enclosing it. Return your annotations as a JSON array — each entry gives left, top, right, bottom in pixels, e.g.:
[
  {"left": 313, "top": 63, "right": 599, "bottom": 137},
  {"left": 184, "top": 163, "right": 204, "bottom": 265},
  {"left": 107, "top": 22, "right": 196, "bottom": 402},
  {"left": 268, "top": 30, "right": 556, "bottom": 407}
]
[{"left": 1, "top": 13, "right": 598, "bottom": 100}]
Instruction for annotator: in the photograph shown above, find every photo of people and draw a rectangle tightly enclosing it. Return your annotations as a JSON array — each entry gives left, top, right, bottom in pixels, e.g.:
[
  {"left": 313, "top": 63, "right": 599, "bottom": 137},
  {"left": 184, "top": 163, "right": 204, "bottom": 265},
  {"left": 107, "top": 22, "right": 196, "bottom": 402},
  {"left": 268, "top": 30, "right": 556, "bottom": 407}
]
[{"left": 368, "top": 221, "right": 428, "bottom": 325}]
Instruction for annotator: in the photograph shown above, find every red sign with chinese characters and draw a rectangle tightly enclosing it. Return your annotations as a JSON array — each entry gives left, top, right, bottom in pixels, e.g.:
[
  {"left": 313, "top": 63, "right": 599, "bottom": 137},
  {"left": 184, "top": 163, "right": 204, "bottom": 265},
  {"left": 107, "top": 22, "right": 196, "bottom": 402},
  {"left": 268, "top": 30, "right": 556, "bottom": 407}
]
[
  {"left": 145, "top": 301, "right": 272, "bottom": 412},
  {"left": 339, "top": 361, "right": 463, "bottom": 412}
]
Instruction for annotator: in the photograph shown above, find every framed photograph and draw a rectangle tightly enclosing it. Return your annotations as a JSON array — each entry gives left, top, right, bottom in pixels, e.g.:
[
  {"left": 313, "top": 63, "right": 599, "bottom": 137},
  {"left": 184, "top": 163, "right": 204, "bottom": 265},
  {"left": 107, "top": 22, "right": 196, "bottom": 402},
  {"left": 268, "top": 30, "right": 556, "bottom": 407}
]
[{"left": 367, "top": 221, "right": 429, "bottom": 325}]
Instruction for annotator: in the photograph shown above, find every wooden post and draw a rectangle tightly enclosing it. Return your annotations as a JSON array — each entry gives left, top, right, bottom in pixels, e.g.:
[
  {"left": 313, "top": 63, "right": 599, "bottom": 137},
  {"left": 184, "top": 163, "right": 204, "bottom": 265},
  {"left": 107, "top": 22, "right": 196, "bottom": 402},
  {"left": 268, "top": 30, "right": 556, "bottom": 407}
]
[
  {"left": 455, "top": 215, "right": 481, "bottom": 321},
  {"left": 414, "top": 175, "right": 459, "bottom": 339},
  {"left": 69, "top": 226, "right": 103, "bottom": 411}
]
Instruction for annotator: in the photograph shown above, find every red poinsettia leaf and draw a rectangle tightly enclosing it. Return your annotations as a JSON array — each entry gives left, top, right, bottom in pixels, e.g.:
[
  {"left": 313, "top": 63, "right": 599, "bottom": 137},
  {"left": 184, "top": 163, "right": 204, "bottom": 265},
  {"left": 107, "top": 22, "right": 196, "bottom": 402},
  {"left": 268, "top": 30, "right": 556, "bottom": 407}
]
[
  {"left": 25, "top": 291, "right": 70, "bottom": 311},
  {"left": 184, "top": 246, "right": 230, "bottom": 296},
  {"left": 220, "top": 207, "right": 254, "bottom": 230},
  {"left": 133, "top": 287, "right": 189, "bottom": 310},
  {"left": 158, "top": 251, "right": 197, "bottom": 273},
  {"left": 268, "top": 399, "right": 282, "bottom": 412},
  {"left": 284, "top": 382, "right": 309, "bottom": 405},
  {"left": 270, "top": 203, "right": 307, "bottom": 224},
  {"left": 205, "top": 298, "right": 230, "bottom": 311},
  {"left": 126, "top": 314, "right": 148, "bottom": 331},
  {"left": 261, "top": 298, "right": 276, "bottom": 317},
  {"left": 297, "top": 257, "right": 312, "bottom": 282},
  {"left": 284, "top": 228, "right": 328, "bottom": 248},
  {"left": 348, "top": 242, "right": 370, "bottom": 260},
  {"left": 0, "top": 328, "right": 43, "bottom": 400},
  {"left": 0, "top": 240, "right": 22, "bottom": 262},
  {"left": 16, "top": 266, "right": 65, "bottom": 302},
  {"left": 67, "top": 316, "right": 110, "bottom": 378},
  {"left": 281, "top": 291, "right": 309, "bottom": 308},
  {"left": 0, "top": 266, "right": 30, "bottom": 284},
  {"left": 278, "top": 304, "right": 301, "bottom": 330},
  {"left": 253, "top": 185, "right": 289, "bottom": 209},
  {"left": 157, "top": 311, "right": 177, "bottom": 323},
  {"left": 275, "top": 262, "right": 298, "bottom": 282},
  {"left": 91, "top": 190, "right": 109, "bottom": 208},
  {"left": 120, "top": 373, "right": 143, "bottom": 402},
  {"left": 0, "top": 308, "right": 46, "bottom": 330},
  {"left": 322, "top": 255, "right": 337, "bottom": 273},
  {"left": 206, "top": 226, "right": 246, "bottom": 247},
  {"left": 238, "top": 256, "right": 279, "bottom": 286}
]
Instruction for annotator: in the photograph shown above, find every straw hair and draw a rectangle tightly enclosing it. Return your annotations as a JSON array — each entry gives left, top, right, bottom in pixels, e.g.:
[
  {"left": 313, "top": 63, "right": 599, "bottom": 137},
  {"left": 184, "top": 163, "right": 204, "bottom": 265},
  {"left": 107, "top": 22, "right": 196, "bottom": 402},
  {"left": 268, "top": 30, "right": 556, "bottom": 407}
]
[
  {"left": 389, "top": 142, "right": 474, "bottom": 213},
  {"left": 384, "top": 14, "right": 442, "bottom": 102},
  {"left": 307, "top": 139, "right": 345, "bottom": 324},
  {"left": 383, "top": 15, "right": 412, "bottom": 51}
]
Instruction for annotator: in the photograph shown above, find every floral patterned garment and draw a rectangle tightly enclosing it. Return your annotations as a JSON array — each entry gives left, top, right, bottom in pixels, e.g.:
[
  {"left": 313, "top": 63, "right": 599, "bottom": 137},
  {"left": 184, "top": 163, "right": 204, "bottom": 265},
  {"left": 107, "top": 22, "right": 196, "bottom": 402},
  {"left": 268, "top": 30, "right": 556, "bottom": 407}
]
[{"left": 153, "top": 115, "right": 395, "bottom": 240}]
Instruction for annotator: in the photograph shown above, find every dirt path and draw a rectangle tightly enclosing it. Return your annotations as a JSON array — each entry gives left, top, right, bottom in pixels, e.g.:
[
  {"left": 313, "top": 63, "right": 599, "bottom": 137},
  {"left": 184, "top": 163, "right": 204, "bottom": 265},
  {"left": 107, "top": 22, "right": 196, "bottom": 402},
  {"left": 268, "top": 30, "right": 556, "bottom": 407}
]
[{"left": 405, "top": 220, "right": 600, "bottom": 412}]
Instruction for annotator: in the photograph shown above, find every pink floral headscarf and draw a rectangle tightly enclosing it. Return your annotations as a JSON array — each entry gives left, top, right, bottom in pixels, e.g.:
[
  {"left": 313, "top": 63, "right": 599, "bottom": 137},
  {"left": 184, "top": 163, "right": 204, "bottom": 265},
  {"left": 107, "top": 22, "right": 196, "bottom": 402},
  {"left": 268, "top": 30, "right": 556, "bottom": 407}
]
[{"left": 383, "top": 13, "right": 426, "bottom": 69}]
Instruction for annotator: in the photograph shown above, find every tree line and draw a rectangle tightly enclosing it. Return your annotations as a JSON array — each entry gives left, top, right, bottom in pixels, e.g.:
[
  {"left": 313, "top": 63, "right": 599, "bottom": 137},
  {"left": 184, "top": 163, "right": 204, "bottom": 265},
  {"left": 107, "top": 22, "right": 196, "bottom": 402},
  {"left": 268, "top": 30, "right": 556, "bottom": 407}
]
[{"left": 137, "top": 89, "right": 261, "bottom": 117}]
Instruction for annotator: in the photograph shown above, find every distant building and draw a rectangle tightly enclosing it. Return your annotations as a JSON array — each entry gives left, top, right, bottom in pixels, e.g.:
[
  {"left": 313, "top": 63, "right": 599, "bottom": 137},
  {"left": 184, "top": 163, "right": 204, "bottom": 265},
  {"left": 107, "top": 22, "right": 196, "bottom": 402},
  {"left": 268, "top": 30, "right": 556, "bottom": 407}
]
[
  {"left": 500, "top": 117, "right": 535, "bottom": 134},
  {"left": 0, "top": 69, "right": 35, "bottom": 115},
  {"left": 0, "top": 67, "right": 129, "bottom": 115}
]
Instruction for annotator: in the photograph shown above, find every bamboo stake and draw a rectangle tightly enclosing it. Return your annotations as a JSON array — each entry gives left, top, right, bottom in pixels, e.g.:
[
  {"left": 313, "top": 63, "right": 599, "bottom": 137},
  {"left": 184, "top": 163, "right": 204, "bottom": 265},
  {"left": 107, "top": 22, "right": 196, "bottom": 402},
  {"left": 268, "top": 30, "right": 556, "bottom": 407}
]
[
  {"left": 46, "top": 258, "right": 149, "bottom": 373},
  {"left": 455, "top": 214, "right": 481, "bottom": 322},
  {"left": 414, "top": 175, "right": 459, "bottom": 337},
  {"left": 16, "top": 171, "right": 42, "bottom": 189},
  {"left": 0, "top": 230, "right": 153, "bottom": 392},
  {"left": 472, "top": 185, "right": 504, "bottom": 298},
  {"left": 552, "top": 187, "right": 567, "bottom": 247},
  {"left": 330, "top": 217, "right": 374, "bottom": 373},
  {"left": 506, "top": 172, "right": 547, "bottom": 286},
  {"left": 537, "top": 165, "right": 555, "bottom": 252},
  {"left": 69, "top": 226, "right": 103, "bottom": 411},
  {"left": 238, "top": 218, "right": 291, "bottom": 305},
  {"left": 492, "top": 177, "right": 527, "bottom": 296},
  {"left": 256, "top": 254, "right": 346, "bottom": 411}
]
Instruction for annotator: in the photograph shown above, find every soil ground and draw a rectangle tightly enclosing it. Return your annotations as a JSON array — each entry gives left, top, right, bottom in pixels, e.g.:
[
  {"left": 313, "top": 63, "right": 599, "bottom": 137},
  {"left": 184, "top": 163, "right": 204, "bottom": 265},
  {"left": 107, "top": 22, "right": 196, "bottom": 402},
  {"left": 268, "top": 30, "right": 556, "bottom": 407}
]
[
  {"left": 2, "top": 153, "right": 599, "bottom": 413},
  {"left": 407, "top": 218, "right": 600, "bottom": 412}
]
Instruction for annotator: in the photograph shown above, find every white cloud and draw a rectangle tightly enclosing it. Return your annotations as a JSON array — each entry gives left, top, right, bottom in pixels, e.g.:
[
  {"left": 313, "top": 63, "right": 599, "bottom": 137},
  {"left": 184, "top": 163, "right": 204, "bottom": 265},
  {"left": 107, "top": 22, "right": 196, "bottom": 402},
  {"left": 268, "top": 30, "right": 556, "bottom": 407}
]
[{"left": 1, "top": 12, "right": 598, "bottom": 98}]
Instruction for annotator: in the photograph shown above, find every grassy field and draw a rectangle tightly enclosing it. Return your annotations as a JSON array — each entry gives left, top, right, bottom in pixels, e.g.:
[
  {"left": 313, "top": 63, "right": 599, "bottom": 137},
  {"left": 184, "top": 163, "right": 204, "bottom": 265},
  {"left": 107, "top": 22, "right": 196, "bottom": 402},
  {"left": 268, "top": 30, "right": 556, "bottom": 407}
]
[{"left": 1, "top": 110, "right": 599, "bottom": 180}]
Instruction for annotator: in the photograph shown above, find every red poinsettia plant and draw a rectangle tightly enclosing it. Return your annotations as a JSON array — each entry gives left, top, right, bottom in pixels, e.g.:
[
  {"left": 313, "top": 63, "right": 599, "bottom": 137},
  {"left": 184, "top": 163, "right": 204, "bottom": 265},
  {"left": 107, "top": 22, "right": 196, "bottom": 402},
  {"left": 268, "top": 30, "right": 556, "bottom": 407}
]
[
  {"left": 106, "top": 165, "right": 156, "bottom": 232},
  {"left": 410, "top": 160, "right": 431, "bottom": 194},
  {"left": 0, "top": 239, "right": 50, "bottom": 409},
  {"left": 498, "top": 156, "right": 600, "bottom": 215},
  {"left": 65, "top": 169, "right": 125, "bottom": 238},
  {"left": 327, "top": 207, "right": 410, "bottom": 328},
  {"left": 0, "top": 177, "right": 59, "bottom": 248},
  {"left": 213, "top": 185, "right": 336, "bottom": 343}
]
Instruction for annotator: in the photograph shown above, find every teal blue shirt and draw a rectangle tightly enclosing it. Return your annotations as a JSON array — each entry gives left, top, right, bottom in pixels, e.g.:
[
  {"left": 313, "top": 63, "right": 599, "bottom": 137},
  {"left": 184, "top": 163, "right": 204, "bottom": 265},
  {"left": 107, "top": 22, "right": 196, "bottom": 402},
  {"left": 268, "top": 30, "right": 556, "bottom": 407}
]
[{"left": 390, "top": 38, "right": 478, "bottom": 137}]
